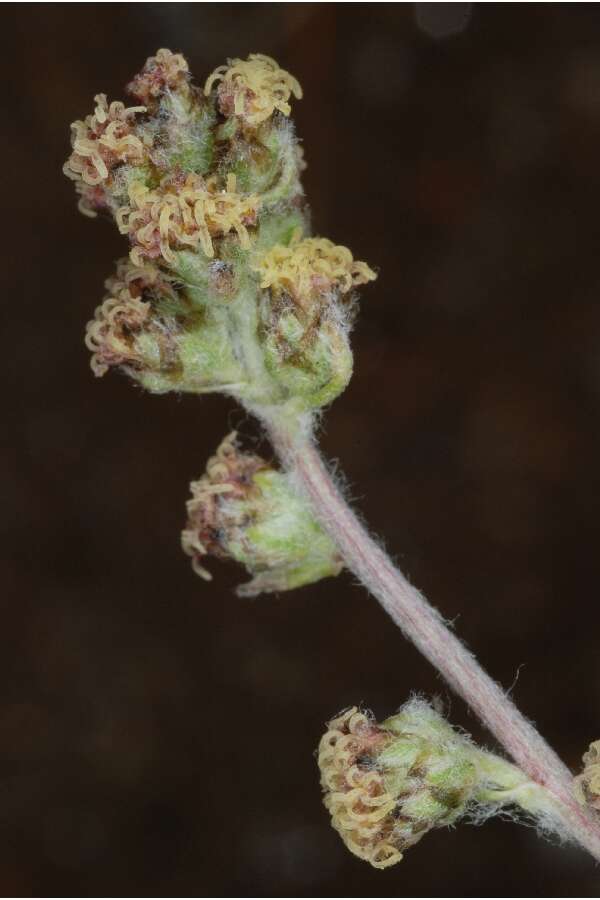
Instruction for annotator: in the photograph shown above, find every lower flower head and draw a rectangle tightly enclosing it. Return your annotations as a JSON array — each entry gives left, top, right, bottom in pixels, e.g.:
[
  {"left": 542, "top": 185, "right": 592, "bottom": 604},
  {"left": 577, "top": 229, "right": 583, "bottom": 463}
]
[{"left": 318, "top": 701, "right": 479, "bottom": 869}]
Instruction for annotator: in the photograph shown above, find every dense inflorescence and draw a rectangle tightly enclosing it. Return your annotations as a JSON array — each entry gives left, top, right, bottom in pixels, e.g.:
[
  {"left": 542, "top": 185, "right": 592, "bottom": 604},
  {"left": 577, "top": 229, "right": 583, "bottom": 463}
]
[{"left": 65, "top": 48, "right": 376, "bottom": 412}]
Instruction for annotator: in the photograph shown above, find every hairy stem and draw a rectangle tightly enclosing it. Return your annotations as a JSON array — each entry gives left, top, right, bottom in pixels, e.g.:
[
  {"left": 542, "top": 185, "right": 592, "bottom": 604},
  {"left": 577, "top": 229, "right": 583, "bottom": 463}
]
[{"left": 264, "top": 412, "right": 600, "bottom": 862}]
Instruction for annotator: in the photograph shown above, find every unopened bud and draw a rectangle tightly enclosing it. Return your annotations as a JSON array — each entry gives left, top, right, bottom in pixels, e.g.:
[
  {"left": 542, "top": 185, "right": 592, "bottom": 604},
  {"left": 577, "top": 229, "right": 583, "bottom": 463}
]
[{"left": 181, "top": 433, "right": 342, "bottom": 595}]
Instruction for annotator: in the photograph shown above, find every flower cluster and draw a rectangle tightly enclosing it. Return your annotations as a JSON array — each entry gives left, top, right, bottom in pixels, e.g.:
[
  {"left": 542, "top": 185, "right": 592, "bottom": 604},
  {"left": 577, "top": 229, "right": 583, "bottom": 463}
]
[
  {"left": 65, "top": 49, "right": 376, "bottom": 413},
  {"left": 204, "top": 53, "right": 302, "bottom": 126},
  {"left": 182, "top": 433, "right": 342, "bottom": 595}
]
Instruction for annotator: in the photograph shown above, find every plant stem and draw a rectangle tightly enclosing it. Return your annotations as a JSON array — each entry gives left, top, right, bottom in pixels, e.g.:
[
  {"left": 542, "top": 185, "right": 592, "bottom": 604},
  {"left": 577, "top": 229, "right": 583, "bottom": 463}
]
[{"left": 264, "top": 412, "right": 600, "bottom": 862}]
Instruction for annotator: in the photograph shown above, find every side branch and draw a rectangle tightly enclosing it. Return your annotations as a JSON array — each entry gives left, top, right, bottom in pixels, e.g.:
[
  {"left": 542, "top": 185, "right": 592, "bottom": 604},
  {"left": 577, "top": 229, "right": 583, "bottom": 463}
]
[{"left": 265, "top": 415, "right": 600, "bottom": 862}]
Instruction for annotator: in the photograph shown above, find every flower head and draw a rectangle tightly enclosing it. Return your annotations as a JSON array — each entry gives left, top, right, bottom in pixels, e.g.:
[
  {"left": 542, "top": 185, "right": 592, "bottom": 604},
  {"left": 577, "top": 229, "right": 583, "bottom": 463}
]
[
  {"left": 254, "top": 237, "right": 376, "bottom": 311},
  {"left": 117, "top": 173, "right": 260, "bottom": 264},
  {"left": 318, "top": 701, "right": 480, "bottom": 869},
  {"left": 126, "top": 48, "right": 191, "bottom": 108},
  {"left": 84, "top": 259, "right": 179, "bottom": 378},
  {"left": 204, "top": 53, "right": 302, "bottom": 126},
  {"left": 63, "top": 93, "right": 148, "bottom": 216},
  {"left": 182, "top": 433, "right": 342, "bottom": 595},
  {"left": 253, "top": 238, "right": 376, "bottom": 410}
]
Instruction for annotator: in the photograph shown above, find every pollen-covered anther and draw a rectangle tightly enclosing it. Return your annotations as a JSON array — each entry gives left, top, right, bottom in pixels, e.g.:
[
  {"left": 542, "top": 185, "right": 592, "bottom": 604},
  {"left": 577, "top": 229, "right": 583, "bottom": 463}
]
[
  {"left": 117, "top": 173, "right": 260, "bottom": 265},
  {"left": 254, "top": 237, "right": 376, "bottom": 312},
  {"left": 63, "top": 93, "right": 147, "bottom": 190},
  {"left": 575, "top": 741, "right": 600, "bottom": 811},
  {"left": 126, "top": 48, "right": 191, "bottom": 107},
  {"left": 204, "top": 53, "right": 302, "bottom": 126}
]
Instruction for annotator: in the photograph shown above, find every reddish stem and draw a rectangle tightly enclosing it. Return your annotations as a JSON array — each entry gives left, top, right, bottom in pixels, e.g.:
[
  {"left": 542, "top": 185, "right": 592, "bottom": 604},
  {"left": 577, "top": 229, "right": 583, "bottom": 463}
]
[{"left": 267, "top": 418, "right": 600, "bottom": 862}]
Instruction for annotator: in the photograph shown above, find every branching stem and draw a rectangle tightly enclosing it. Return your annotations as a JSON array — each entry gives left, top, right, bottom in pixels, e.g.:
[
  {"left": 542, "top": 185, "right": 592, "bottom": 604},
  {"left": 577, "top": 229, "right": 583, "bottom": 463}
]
[{"left": 264, "top": 412, "right": 600, "bottom": 862}]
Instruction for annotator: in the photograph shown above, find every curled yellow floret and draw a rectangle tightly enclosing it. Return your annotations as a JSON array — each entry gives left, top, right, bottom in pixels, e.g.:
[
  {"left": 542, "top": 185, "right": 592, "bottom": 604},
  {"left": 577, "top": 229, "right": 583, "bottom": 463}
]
[
  {"left": 318, "top": 708, "right": 401, "bottom": 870},
  {"left": 63, "top": 93, "right": 147, "bottom": 187},
  {"left": 253, "top": 237, "right": 376, "bottom": 309},
  {"left": 204, "top": 53, "right": 302, "bottom": 126},
  {"left": 117, "top": 173, "right": 260, "bottom": 265}
]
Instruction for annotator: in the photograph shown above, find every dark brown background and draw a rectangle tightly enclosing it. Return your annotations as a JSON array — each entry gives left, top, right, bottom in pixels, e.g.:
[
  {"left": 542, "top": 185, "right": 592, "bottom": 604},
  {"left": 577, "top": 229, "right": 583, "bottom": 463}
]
[{"left": 4, "top": 2, "right": 600, "bottom": 895}]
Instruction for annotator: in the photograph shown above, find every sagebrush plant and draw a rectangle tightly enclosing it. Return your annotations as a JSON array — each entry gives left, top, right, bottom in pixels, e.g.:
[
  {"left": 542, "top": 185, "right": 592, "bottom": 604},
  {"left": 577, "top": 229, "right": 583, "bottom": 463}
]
[{"left": 65, "top": 48, "right": 600, "bottom": 868}]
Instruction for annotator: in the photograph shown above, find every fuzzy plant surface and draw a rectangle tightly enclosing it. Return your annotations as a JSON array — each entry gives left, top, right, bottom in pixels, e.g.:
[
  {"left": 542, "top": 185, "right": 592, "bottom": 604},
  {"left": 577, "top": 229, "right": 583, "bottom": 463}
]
[{"left": 65, "top": 48, "right": 600, "bottom": 870}]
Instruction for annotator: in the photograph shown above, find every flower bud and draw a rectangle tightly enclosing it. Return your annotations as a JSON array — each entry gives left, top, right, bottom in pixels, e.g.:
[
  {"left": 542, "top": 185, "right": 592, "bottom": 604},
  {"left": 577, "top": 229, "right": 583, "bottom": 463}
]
[
  {"left": 181, "top": 433, "right": 342, "bottom": 595},
  {"left": 575, "top": 741, "right": 600, "bottom": 811},
  {"left": 318, "top": 701, "right": 481, "bottom": 869}
]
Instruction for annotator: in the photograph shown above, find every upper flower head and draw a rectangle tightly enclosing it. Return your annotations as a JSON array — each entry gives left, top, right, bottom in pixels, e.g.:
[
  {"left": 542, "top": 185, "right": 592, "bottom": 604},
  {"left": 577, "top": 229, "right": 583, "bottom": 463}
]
[
  {"left": 117, "top": 173, "right": 260, "bottom": 264},
  {"left": 254, "top": 237, "right": 376, "bottom": 311},
  {"left": 126, "top": 48, "right": 191, "bottom": 108},
  {"left": 204, "top": 53, "right": 302, "bottom": 126},
  {"left": 63, "top": 93, "right": 149, "bottom": 216}
]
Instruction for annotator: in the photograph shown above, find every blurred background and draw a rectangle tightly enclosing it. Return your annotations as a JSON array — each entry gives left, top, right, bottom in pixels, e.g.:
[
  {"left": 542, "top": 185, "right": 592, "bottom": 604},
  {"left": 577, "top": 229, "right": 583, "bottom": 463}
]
[{"left": 4, "top": 2, "right": 600, "bottom": 894}]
